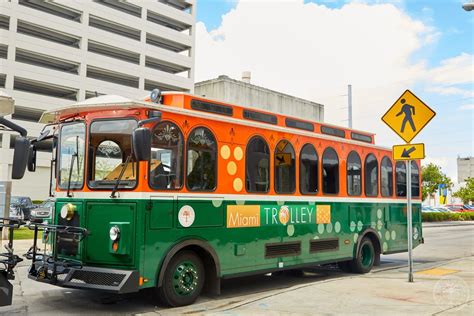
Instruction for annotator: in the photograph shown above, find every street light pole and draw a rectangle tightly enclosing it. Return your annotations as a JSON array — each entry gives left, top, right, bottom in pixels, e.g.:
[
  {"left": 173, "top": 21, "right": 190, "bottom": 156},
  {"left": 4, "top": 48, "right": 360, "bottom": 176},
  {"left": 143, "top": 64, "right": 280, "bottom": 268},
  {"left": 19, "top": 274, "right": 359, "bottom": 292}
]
[
  {"left": 348, "top": 84, "right": 352, "bottom": 129},
  {"left": 463, "top": 1, "right": 474, "bottom": 11}
]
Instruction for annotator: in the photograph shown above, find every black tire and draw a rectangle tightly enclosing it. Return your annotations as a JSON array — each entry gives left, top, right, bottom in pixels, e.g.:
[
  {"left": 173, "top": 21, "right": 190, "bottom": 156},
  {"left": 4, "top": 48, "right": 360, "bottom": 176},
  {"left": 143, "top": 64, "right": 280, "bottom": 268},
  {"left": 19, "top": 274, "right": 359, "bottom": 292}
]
[
  {"left": 157, "top": 250, "right": 204, "bottom": 307},
  {"left": 348, "top": 237, "right": 375, "bottom": 274}
]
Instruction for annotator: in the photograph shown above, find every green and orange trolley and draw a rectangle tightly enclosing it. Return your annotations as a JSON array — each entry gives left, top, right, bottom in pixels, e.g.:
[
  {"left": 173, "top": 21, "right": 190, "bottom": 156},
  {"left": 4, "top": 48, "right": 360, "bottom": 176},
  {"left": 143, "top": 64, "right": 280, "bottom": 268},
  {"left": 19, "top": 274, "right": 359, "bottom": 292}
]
[{"left": 5, "top": 91, "right": 423, "bottom": 307}]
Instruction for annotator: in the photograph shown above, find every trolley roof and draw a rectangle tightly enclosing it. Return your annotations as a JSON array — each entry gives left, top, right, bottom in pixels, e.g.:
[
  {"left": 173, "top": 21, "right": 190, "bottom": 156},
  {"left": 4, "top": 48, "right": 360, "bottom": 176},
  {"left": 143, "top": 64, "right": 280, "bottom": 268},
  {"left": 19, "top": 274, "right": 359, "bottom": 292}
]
[{"left": 40, "top": 92, "right": 376, "bottom": 145}]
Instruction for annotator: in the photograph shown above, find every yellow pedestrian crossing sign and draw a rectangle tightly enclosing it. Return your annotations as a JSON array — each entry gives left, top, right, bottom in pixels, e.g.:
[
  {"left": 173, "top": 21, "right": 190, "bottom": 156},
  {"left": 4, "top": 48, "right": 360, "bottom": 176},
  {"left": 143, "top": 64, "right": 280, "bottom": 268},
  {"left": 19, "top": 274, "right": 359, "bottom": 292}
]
[
  {"left": 392, "top": 143, "right": 425, "bottom": 160},
  {"left": 382, "top": 90, "right": 436, "bottom": 143}
]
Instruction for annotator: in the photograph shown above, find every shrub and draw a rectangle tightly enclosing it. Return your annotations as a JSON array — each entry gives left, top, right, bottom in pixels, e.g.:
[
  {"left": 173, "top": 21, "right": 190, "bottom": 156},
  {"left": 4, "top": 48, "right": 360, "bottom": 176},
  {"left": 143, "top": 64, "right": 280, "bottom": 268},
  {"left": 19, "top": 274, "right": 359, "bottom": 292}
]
[{"left": 422, "top": 211, "right": 474, "bottom": 222}]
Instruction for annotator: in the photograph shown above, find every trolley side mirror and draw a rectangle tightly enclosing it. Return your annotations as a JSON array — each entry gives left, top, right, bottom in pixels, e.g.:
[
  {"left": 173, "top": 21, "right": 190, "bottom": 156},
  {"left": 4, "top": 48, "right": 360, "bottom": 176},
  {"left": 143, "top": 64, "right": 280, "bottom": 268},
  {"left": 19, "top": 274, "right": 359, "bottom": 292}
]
[
  {"left": 28, "top": 144, "right": 37, "bottom": 172},
  {"left": 12, "top": 136, "right": 30, "bottom": 179},
  {"left": 132, "top": 127, "right": 151, "bottom": 161}
]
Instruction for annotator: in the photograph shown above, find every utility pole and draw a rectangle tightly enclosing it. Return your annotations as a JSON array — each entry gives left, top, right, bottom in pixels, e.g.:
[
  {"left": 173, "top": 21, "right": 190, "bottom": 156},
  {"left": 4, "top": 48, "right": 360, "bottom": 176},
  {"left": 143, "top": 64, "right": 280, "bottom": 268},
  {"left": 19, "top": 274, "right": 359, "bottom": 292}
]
[{"left": 348, "top": 84, "right": 353, "bottom": 129}]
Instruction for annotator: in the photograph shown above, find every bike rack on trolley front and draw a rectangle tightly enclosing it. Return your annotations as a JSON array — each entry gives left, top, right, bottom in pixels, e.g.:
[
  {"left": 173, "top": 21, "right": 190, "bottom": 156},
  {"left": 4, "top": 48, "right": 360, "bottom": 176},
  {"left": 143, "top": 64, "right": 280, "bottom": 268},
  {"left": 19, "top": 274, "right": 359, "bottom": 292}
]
[{"left": 0, "top": 218, "right": 88, "bottom": 306}]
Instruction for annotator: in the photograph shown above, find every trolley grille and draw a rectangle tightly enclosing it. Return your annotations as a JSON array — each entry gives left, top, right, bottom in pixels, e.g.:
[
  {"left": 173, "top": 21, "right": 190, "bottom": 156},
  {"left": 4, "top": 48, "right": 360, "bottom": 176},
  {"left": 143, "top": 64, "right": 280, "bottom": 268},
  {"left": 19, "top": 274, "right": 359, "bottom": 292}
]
[
  {"left": 69, "top": 270, "right": 125, "bottom": 286},
  {"left": 265, "top": 241, "right": 301, "bottom": 258},
  {"left": 309, "top": 238, "right": 339, "bottom": 253}
]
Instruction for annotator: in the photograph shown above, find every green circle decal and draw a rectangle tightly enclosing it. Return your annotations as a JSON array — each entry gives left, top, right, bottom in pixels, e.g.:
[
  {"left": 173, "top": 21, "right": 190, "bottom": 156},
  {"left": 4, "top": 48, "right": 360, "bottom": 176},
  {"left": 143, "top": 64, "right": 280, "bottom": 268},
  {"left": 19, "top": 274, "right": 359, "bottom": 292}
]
[{"left": 318, "top": 224, "right": 325, "bottom": 234}]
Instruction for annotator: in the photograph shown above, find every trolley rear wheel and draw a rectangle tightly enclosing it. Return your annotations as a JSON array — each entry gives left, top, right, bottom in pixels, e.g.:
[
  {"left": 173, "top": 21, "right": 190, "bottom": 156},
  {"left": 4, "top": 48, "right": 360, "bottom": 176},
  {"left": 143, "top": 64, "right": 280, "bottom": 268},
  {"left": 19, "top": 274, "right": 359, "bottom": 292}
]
[{"left": 350, "top": 237, "right": 375, "bottom": 274}]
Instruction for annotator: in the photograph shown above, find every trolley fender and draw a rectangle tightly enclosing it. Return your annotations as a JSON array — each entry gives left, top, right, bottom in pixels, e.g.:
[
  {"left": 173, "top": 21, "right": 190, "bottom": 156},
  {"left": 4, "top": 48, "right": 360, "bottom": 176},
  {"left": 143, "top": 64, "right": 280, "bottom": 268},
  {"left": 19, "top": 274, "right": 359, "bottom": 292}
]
[
  {"left": 354, "top": 228, "right": 382, "bottom": 263},
  {"left": 157, "top": 238, "right": 221, "bottom": 288}
]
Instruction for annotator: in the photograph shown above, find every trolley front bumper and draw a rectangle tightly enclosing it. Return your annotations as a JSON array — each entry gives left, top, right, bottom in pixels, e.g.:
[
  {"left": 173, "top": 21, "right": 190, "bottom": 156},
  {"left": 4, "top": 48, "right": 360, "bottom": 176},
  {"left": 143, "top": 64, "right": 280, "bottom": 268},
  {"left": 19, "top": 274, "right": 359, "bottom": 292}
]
[{"left": 28, "top": 260, "right": 139, "bottom": 294}]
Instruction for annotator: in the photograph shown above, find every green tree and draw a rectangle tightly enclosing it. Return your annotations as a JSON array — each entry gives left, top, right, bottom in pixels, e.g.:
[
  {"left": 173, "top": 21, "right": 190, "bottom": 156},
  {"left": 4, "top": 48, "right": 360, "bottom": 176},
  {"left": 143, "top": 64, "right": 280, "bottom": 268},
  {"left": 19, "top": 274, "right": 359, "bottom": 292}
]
[
  {"left": 453, "top": 177, "right": 474, "bottom": 204},
  {"left": 421, "top": 163, "right": 452, "bottom": 202}
]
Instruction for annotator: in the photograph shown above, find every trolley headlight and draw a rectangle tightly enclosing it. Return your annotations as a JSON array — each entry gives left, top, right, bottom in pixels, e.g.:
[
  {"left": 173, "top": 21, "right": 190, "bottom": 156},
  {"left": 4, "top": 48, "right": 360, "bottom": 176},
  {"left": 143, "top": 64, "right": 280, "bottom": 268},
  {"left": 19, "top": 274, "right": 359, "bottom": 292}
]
[
  {"left": 109, "top": 226, "right": 120, "bottom": 241},
  {"left": 60, "top": 203, "right": 76, "bottom": 220}
]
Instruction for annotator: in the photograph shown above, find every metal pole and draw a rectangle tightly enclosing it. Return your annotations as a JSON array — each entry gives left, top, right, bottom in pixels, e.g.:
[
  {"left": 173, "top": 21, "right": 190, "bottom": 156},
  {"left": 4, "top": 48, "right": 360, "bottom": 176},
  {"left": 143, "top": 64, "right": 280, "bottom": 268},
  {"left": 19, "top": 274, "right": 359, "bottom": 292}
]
[
  {"left": 348, "top": 85, "right": 352, "bottom": 129},
  {"left": 406, "top": 160, "right": 413, "bottom": 282}
]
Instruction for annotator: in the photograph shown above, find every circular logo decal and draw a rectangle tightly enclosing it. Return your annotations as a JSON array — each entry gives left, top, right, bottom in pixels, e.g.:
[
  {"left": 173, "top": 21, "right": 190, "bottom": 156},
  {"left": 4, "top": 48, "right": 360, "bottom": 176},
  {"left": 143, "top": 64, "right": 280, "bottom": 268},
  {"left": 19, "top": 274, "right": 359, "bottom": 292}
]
[
  {"left": 178, "top": 205, "right": 195, "bottom": 228},
  {"left": 279, "top": 206, "right": 290, "bottom": 225}
]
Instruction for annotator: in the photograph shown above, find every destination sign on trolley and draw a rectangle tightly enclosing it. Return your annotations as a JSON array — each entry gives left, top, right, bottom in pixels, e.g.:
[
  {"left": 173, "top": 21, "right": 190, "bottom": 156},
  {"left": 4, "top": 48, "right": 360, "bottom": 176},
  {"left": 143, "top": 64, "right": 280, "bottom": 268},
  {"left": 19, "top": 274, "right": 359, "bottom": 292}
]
[{"left": 392, "top": 143, "right": 425, "bottom": 160}]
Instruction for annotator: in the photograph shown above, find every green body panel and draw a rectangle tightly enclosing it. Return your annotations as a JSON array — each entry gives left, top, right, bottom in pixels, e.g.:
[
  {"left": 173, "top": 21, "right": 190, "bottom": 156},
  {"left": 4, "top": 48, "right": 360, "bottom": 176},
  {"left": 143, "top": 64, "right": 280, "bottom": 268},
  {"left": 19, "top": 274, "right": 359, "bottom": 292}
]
[{"left": 54, "top": 198, "right": 423, "bottom": 290}]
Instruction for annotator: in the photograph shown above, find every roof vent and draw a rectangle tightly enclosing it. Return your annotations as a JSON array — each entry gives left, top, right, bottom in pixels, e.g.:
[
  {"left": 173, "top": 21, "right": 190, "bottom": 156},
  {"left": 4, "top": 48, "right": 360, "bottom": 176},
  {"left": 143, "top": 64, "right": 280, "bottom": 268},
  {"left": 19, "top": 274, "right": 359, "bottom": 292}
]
[{"left": 242, "top": 71, "right": 251, "bottom": 83}]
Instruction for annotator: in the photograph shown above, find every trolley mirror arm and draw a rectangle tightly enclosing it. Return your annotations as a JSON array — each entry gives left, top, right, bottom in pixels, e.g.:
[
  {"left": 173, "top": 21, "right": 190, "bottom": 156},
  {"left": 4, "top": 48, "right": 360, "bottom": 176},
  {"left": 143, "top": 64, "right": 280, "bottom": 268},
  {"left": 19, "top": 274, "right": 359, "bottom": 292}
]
[{"left": 0, "top": 117, "right": 27, "bottom": 137}]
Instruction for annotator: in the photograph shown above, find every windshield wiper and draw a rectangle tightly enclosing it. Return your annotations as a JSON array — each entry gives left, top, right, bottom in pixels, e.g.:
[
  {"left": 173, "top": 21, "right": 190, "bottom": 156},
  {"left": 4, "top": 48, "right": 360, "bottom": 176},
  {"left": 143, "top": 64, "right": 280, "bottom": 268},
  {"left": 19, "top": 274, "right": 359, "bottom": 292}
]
[
  {"left": 110, "top": 154, "right": 132, "bottom": 198},
  {"left": 66, "top": 136, "right": 79, "bottom": 198}
]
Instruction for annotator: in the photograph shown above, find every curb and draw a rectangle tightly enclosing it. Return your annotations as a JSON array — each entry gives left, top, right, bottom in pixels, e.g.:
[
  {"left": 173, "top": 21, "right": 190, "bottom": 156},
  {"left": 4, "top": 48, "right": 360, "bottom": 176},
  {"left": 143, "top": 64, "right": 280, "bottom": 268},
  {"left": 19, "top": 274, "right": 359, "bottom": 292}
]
[{"left": 423, "top": 221, "right": 474, "bottom": 228}]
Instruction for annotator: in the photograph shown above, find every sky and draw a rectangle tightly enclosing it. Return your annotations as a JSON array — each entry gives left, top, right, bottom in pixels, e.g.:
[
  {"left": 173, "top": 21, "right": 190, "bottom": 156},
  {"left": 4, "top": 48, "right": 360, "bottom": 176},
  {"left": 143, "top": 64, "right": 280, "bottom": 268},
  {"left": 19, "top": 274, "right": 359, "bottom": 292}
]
[{"left": 194, "top": 0, "right": 473, "bottom": 184}]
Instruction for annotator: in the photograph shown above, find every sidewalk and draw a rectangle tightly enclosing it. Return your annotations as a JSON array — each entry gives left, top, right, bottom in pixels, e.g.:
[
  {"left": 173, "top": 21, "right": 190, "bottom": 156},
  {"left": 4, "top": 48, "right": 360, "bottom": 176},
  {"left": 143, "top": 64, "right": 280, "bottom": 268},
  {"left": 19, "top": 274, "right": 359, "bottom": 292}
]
[{"left": 149, "top": 257, "right": 474, "bottom": 316}]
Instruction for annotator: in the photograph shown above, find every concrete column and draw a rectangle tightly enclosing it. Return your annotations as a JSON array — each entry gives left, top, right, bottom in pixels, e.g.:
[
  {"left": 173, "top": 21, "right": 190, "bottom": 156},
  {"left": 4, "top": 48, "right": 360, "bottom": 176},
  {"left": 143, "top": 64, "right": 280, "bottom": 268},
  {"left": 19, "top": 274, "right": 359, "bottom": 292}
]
[
  {"left": 1, "top": 133, "right": 10, "bottom": 149},
  {"left": 77, "top": 5, "right": 90, "bottom": 101},
  {"left": 5, "top": 3, "right": 17, "bottom": 91},
  {"left": 188, "top": 3, "right": 196, "bottom": 93},
  {"left": 138, "top": 7, "right": 147, "bottom": 92}
]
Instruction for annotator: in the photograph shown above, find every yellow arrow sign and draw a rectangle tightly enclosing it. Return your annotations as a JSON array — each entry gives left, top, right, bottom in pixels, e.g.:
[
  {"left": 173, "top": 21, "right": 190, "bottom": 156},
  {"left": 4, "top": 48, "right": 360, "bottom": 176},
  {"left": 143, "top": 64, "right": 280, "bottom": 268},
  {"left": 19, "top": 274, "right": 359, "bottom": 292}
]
[
  {"left": 275, "top": 153, "right": 292, "bottom": 166},
  {"left": 382, "top": 90, "right": 436, "bottom": 143},
  {"left": 392, "top": 143, "right": 425, "bottom": 160}
]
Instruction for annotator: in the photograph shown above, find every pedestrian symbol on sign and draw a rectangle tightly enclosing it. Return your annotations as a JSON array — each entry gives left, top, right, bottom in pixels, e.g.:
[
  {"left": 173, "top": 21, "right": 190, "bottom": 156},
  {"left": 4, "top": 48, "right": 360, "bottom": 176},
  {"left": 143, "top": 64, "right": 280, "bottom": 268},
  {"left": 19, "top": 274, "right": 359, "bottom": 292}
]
[{"left": 396, "top": 99, "right": 416, "bottom": 133}]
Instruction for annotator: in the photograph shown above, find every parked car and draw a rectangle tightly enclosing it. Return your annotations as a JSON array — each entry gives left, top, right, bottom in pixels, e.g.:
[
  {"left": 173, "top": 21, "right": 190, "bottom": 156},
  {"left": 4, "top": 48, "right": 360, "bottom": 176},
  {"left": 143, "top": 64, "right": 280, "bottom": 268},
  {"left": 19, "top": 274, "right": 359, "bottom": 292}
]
[
  {"left": 9, "top": 196, "right": 36, "bottom": 220},
  {"left": 30, "top": 198, "right": 54, "bottom": 223},
  {"left": 422, "top": 206, "right": 439, "bottom": 213},
  {"left": 445, "top": 204, "right": 470, "bottom": 212},
  {"left": 463, "top": 204, "right": 474, "bottom": 211},
  {"left": 435, "top": 207, "right": 454, "bottom": 213}
]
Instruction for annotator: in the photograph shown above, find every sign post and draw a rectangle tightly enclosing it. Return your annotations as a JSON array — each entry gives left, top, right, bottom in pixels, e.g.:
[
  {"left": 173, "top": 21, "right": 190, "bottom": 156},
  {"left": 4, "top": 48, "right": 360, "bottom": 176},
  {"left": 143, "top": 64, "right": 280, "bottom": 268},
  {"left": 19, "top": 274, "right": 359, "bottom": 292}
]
[
  {"left": 382, "top": 89, "right": 435, "bottom": 283},
  {"left": 406, "top": 160, "right": 413, "bottom": 282}
]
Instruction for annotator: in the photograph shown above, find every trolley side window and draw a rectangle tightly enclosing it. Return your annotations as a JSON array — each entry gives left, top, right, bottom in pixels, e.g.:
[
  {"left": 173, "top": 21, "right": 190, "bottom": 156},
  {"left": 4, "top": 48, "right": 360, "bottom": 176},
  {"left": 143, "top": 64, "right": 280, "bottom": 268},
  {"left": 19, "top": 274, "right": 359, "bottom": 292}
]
[
  {"left": 300, "top": 144, "right": 318, "bottom": 194},
  {"left": 347, "top": 151, "right": 362, "bottom": 196},
  {"left": 396, "top": 161, "right": 407, "bottom": 197},
  {"left": 381, "top": 156, "right": 393, "bottom": 197},
  {"left": 322, "top": 147, "right": 339, "bottom": 194},
  {"left": 186, "top": 127, "right": 217, "bottom": 191},
  {"left": 411, "top": 161, "right": 420, "bottom": 197},
  {"left": 364, "top": 154, "right": 378, "bottom": 197},
  {"left": 149, "top": 121, "right": 184, "bottom": 190},
  {"left": 274, "top": 139, "right": 296, "bottom": 193},
  {"left": 246, "top": 136, "right": 270, "bottom": 193}
]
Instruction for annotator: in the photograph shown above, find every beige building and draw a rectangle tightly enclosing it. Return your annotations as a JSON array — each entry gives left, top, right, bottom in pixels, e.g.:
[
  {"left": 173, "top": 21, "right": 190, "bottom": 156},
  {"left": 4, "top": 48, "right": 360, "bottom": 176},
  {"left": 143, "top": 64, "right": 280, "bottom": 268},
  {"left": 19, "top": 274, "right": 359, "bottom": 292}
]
[
  {"left": 457, "top": 156, "right": 474, "bottom": 183},
  {"left": 195, "top": 74, "right": 324, "bottom": 122}
]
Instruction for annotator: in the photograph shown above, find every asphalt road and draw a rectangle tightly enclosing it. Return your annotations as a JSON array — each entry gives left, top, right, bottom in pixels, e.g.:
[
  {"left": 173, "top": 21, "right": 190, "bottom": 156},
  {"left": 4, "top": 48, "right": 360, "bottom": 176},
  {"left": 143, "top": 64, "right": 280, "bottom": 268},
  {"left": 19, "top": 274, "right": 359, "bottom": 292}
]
[{"left": 1, "top": 223, "right": 473, "bottom": 315}]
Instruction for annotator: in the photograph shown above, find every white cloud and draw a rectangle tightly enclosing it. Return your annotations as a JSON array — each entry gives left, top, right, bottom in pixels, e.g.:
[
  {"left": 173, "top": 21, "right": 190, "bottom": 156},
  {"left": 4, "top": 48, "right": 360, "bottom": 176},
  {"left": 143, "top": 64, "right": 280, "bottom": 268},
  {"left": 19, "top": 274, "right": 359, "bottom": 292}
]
[
  {"left": 459, "top": 104, "right": 474, "bottom": 110},
  {"left": 194, "top": 0, "right": 472, "bottom": 149},
  {"left": 197, "top": 2, "right": 425, "bottom": 135},
  {"left": 425, "top": 53, "right": 474, "bottom": 86},
  {"left": 422, "top": 156, "right": 458, "bottom": 183},
  {"left": 426, "top": 86, "right": 474, "bottom": 98}
]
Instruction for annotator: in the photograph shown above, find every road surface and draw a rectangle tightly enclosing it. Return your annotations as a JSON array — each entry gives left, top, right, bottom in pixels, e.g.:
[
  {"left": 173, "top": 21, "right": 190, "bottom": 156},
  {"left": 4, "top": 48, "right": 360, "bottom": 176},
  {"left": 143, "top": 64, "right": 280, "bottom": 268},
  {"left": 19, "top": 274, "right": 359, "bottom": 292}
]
[{"left": 1, "top": 223, "right": 472, "bottom": 315}]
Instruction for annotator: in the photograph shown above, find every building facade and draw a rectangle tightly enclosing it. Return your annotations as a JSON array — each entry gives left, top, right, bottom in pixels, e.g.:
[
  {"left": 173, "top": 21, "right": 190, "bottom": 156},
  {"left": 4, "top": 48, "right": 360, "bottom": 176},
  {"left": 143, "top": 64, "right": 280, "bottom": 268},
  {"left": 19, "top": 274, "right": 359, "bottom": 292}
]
[
  {"left": 0, "top": 0, "right": 195, "bottom": 199},
  {"left": 458, "top": 156, "right": 474, "bottom": 183},
  {"left": 195, "top": 74, "right": 324, "bottom": 122}
]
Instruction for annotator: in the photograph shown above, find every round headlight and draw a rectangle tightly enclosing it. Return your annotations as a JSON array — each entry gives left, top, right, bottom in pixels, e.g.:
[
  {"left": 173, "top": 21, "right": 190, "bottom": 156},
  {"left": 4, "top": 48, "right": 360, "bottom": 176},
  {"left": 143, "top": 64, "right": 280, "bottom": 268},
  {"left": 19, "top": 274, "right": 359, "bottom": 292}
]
[
  {"left": 60, "top": 203, "right": 76, "bottom": 220},
  {"left": 109, "top": 226, "right": 120, "bottom": 241}
]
